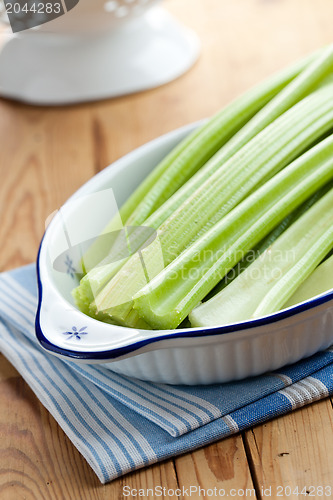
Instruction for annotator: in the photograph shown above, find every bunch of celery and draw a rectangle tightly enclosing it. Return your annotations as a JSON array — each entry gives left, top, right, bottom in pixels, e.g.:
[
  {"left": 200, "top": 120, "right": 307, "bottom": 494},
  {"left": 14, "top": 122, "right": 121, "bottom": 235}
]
[{"left": 73, "top": 46, "right": 333, "bottom": 330}]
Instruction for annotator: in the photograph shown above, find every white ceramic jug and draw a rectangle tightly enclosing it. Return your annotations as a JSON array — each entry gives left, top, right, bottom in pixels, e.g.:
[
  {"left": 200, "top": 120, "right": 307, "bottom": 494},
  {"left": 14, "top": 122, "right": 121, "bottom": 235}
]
[{"left": 0, "top": 0, "right": 199, "bottom": 104}]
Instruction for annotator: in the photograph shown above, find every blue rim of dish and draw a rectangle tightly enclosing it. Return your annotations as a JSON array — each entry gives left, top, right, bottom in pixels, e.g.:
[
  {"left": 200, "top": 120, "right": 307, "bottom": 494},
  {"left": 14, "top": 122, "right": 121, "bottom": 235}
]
[{"left": 35, "top": 233, "right": 333, "bottom": 361}]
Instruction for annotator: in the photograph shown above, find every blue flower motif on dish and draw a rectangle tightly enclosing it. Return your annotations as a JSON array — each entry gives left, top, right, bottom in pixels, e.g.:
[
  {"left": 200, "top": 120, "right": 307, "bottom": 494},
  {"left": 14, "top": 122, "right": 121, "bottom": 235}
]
[
  {"left": 65, "top": 254, "right": 76, "bottom": 279},
  {"left": 62, "top": 326, "right": 88, "bottom": 341}
]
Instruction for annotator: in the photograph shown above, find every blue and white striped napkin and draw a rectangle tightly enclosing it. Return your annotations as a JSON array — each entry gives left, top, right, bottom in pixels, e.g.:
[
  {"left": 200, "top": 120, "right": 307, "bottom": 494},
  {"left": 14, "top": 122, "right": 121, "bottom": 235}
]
[{"left": 1, "top": 264, "right": 333, "bottom": 483}]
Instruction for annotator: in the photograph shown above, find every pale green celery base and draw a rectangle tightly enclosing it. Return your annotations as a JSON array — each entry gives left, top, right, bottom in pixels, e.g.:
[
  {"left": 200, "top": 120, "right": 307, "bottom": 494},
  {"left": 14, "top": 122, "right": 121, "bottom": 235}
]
[
  {"left": 87, "top": 310, "right": 120, "bottom": 326},
  {"left": 92, "top": 238, "right": 165, "bottom": 325},
  {"left": 283, "top": 254, "right": 333, "bottom": 308},
  {"left": 124, "top": 309, "right": 152, "bottom": 330},
  {"left": 133, "top": 137, "right": 333, "bottom": 330},
  {"left": 88, "top": 301, "right": 152, "bottom": 329},
  {"left": 91, "top": 303, "right": 145, "bottom": 329},
  {"left": 189, "top": 188, "right": 333, "bottom": 327},
  {"left": 72, "top": 286, "right": 91, "bottom": 317},
  {"left": 73, "top": 258, "right": 128, "bottom": 312}
]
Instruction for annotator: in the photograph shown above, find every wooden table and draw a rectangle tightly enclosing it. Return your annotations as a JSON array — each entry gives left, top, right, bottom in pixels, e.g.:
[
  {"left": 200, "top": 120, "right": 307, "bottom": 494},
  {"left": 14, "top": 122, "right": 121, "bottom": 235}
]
[{"left": 1, "top": 1, "right": 333, "bottom": 498}]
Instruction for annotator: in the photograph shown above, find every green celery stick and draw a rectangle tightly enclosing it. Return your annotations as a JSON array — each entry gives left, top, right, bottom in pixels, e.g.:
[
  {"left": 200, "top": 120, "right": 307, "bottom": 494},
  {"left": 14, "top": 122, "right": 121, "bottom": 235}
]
[
  {"left": 93, "top": 307, "right": 152, "bottom": 329},
  {"left": 282, "top": 254, "right": 333, "bottom": 308},
  {"left": 253, "top": 233, "right": 333, "bottom": 318},
  {"left": 136, "top": 45, "right": 333, "bottom": 236},
  {"left": 73, "top": 261, "right": 126, "bottom": 314},
  {"left": 120, "top": 49, "right": 325, "bottom": 225},
  {"left": 91, "top": 84, "right": 333, "bottom": 325},
  {"left": 80, "top": 47, "right": 327, "bottom": 275},
  {"left": 124, "top": 45, "right": 333, "bottom": 227},
  {"left": 144, "top": 45, "right": 333, "bottom": 228},
  {"left": 189, "top": 186, "right": 333, "bottom": 327},
  {"left": 204, "top": 184, "right": 331, "bottom": 300},
  {"left": 132, "top": 134, "right": 333, "bottom": 329}
]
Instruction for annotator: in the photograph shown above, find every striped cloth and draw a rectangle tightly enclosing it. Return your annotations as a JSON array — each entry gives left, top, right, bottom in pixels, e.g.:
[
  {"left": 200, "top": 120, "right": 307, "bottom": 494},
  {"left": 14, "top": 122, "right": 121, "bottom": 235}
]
[{"left": 0, "top": 264, "right": 333, "bottom": 483}]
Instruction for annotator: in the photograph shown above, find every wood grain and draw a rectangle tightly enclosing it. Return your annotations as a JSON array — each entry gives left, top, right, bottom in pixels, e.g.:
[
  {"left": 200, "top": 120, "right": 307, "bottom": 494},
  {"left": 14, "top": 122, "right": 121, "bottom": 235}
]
[
  {"left": 175, "top": 437, "right": 256, "bottom": 496},
  {"left": 245, "top": 399, "right": 333, "bottom": 499},
  {"left": 0, "top": 104, "right": 95, "bottom": 271},
  {"left": 1, "top": 0, "right": 333, "bottom": 497},
  {"left": 0, "top": 363, "right": 102, "bottom": 499},
  {"left": 113, "top": 462, "right": 179, "bottom": 500}
]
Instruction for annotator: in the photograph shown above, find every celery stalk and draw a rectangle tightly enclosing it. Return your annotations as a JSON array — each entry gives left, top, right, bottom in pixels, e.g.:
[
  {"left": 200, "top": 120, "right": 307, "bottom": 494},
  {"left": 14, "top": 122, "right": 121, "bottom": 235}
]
[
  {"left": 125, "top": 45, "right": 333, "bottom": 227},
  {"left": 91, "top": 84, "right": 333, "bottom": 325},
  {"left": 189, "top": 186, "right": 333, "bottom": 327},
  {"left": 282, "top": 254, "right": 333, "bottom": 308},
  {"left": 253, "top": 233, "right": 333, "bottom": 318},
  {"left": 120, "top": 49, "right": 324, "bottom": 225},
  {"left": 76, "top": 46, "right": 332, "bottom": 308},
  {"left": 146, "top": 44, "right": 333, "bottom": 227},
  {"left": 204, "top": 185, "right": 330, "bottom": 301},
  {"left": 80, "top": 48, "right": 326, "bottom": 275},
  {"left": 131, "top": 45, "right": 333, "bottom": 236},
  {"left": 132, "top": 135, "right": 333, "bottom": 329}
]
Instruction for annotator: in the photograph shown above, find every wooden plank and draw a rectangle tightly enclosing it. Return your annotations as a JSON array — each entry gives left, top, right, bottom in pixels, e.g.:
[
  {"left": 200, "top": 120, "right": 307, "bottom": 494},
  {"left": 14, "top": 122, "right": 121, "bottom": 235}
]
[
  {"left": 0, "top": 365, "right": 102, "bottom": 499},
  {"left": 0, "top": 104, "right": 95, "bottom": 271},
  {"left": 111, "top": 462, "right": 180, "bottom": 500},
  {"left": 175, "top": 437, "right": 257, "bottom": 498},
  {"left": 166, "top": 0, "right": 333, "bottom": 117},
  {"left": 244, "top": 399, "right": 333, "bottom": 499},
  {"left": 0, "top": 354, "right": 18, "bottom": 382}
]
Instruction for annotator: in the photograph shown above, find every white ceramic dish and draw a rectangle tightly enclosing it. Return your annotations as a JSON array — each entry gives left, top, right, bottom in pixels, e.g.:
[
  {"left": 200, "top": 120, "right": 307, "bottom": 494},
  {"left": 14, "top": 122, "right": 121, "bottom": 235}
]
[{"left": 36, "top": 122, "right": 333, "bottom": 385}]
